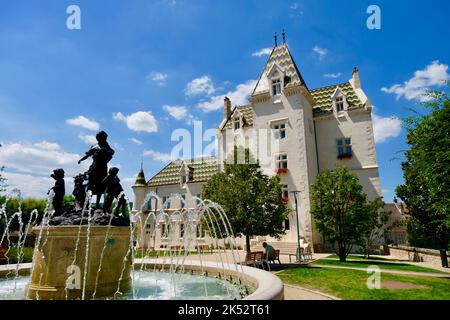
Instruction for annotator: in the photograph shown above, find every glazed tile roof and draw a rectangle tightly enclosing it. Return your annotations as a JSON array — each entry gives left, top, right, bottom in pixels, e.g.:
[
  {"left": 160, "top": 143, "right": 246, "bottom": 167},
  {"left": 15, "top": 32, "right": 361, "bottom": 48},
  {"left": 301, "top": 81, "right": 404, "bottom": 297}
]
[
  {"left": 133, "top": 168, "right": 147, "bottom": 187},
  {"left": 252, "top": 43, "right": 309, "bottom": 96},
  {"left": 147, "top": 157, "right": 219, "bottom": 187},
  {"left": 311, "top": 81, "right": 364, "bottom": 114},
  {"left": 222, "top": 105, "right": 254, "bottom": 130}
]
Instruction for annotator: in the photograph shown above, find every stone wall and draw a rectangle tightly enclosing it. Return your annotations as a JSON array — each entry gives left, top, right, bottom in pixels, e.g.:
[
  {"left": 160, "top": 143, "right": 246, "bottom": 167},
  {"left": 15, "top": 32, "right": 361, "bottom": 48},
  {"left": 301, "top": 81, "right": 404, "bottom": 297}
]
[{"left": 388, "top": 244, "right": 449, "bottom": 267}]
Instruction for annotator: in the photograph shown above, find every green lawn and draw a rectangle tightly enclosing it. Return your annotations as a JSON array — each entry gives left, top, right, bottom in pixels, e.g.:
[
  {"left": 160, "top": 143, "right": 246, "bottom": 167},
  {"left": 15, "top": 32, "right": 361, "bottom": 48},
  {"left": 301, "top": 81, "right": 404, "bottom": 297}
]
[
  {"left": 0, "top": 247, "right": 34, "bottom": 265},
  {"left": 312, "top": 257, "right": 444, "bottom": 274},
  {"left": 326, "top": 254, "right": 400, "bottom": 261},
  {"left": 277, "top": 266, "right": 450, "bottom": 300}
]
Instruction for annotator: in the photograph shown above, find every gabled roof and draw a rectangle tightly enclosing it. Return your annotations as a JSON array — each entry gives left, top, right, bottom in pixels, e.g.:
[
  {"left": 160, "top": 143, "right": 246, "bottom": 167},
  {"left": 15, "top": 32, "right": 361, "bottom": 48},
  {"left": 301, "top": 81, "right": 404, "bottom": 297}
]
[
  {"left": 252, "top": 43, "right": 309, "bottom": 96},
  {"left": 310, "top": 81, "right": 364, "bottom": 115},
  {"left": 222, "top": 105, "right": 254, "bottom": 130},
  {"left": 147, "top": 157, "right": 219, "bottom": 187}
]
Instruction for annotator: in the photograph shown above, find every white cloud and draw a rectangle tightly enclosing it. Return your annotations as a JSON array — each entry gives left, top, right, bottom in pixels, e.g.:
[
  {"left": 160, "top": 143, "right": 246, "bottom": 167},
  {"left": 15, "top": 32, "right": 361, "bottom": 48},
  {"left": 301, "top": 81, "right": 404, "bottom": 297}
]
[
  {"left": 165, "top": 0, "right": 176, "bottom": 6},
  {"left": 113, "top": 111, "right": 158, "bottom": 133},
  {"left": 66, "top": 116, "right": 100, "bottom": 131},
  {"left": 34, "top": 141, "right": 60, "bottom": 151},
  {"left": 129, "top": 138, "right": 143, "bottom": 145},
  {"left": 146, "top": 71, "right": 168, "bottom": 86},
  {"left": 381, "top": 61, "right": 449, "bottom": 102},
  {"left": 79, "top": 134, "right": 97, "bottom": 144},
  {"left": 0, "top": 142, "right": 89, "bottom": 177},
  {"left": 0, "top": 142, "right": 91, "bottom": 197},
  {"left": 185, "top": 76, "right": 216, "bottom": 97},
  {"left": 290, "top": 2, "right": 300, "bottom": 10},
  {"left": 312, "top": 45, "right": 327, "bottom": 60},
  {"left": 324, "top": 72, "right": 341, "bottom": 79},
  {"left": 372, "top": 111, "right": 402, "bottom": 143},
  {"left": 252, "top": 48, "right": 272, "bottom": 57},
  {"left": 3, "top": 171, "right": 55, "bottom": 199},
  {"left": 163, "top": 105, "right": 188, "bottom": 120},
  {"left": 143, "top": 150, "right": 172, "bottom": 162},
  {"left": 197, "top": 80, "right": 257, "bottom": 112}
]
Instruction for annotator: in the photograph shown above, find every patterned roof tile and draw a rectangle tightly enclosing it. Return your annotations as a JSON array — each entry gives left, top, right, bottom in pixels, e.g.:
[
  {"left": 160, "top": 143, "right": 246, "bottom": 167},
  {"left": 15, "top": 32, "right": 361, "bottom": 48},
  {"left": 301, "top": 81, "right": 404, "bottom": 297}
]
[
  {"left": 311, "top": 81, "right": 364, "bottom": 114},
  {"left": 222, "top": 105, "right": 254, "bottom": 130},
  {"left": 147, "top": 157, "right": 219, "bottom": 187},
  {"left": 252, "top": 43, "right": 309, "bottom": 96}
]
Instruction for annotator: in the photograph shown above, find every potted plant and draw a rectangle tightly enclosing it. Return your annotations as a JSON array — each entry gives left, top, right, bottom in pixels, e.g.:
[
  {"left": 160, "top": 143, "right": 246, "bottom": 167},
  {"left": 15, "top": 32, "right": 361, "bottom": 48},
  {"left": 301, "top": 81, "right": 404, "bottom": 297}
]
[{"left": 275, "top": 167, "right": 288, "bottom": 174}]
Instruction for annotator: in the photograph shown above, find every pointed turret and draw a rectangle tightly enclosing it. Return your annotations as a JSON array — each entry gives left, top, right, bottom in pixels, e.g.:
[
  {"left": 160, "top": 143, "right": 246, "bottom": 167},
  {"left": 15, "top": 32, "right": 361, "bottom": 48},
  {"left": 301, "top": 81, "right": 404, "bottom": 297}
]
[
  {"left": 251, "top": 31, "right": 312, "bottom": 103},
  {"left": 132, "top": 163, "right": 148, "bottom": 214},
  {"left": 133, "top": 167, "right": 147, "bottom": 187}
]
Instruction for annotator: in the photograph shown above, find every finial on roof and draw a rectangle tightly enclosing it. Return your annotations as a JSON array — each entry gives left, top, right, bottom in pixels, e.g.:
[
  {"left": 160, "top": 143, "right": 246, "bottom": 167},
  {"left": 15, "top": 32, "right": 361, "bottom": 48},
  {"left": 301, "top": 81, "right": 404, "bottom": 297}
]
[
  {"left": 282, "top": 29, "right": 286, "bottom": 44},
  {"left": 274, "top": 32, "right": 278, "bottom": 46},
  {"left": 140, "top": 157, "right": 143, "bottom": 171}
]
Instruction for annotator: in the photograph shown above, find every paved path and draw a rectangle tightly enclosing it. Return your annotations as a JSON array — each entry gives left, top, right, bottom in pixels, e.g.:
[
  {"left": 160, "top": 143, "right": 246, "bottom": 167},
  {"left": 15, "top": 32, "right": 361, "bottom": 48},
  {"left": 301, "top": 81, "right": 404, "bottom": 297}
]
[
  {"left": 282, "top": 284, "right": 338, "bottom": 300},
  {"left": 318, "top": 254, "right": 450, "bottom": 275}
]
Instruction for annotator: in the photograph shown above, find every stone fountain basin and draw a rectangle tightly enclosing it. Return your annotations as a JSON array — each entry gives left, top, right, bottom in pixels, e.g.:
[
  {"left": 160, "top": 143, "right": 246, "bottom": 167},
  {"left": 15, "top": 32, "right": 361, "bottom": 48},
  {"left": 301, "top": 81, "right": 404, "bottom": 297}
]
[
  {"left": 134, "top": 258, "right": 284, "bottom": 300},
  {"left": 1, "top": 259, "right": 284, "bottom": 300}
]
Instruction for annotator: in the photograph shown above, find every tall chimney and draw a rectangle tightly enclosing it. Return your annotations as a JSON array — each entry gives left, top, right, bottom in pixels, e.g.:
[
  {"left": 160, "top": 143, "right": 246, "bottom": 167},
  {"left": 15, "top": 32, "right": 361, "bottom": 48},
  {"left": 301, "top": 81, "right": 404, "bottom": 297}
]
[
  {"left": 352, "top": 67, "right": 361, "bottom": 89},
  {"left": 224, "top": 96, "right": 231, "bottom": 120}
]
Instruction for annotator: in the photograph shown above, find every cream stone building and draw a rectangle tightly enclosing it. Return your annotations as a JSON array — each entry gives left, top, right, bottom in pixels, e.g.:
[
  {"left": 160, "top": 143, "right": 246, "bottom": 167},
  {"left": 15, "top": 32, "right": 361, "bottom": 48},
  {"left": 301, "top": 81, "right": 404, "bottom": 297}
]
[{"left": 132, "top": 36, "right": 382, "bottom": 251}]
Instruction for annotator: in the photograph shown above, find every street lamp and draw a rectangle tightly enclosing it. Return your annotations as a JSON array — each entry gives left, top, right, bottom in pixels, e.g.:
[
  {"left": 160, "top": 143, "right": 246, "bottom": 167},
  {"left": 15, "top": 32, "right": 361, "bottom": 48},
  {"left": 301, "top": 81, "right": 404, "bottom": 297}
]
[{"left": 290, "top": 190, "right": 302, "bottom": 263}]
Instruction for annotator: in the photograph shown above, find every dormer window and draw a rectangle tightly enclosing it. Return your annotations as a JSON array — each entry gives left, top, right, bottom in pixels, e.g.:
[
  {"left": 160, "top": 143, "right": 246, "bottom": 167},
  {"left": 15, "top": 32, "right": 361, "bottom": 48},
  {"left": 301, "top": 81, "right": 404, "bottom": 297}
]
[
  {"left": 332, "top": 87, "right": 348, "bottom": 114},
  {"left": 180, "top": 165, "right": 187, "bottom": 187},
  {"left": 272, "top": 78, "right": 282, "bottom": 95},
  {"left": 234, "top": 117, "right": 241, "bottom": 130},
  {"left": 267, "top": 64, "right": 285, "bottom": 98},
  {"left": 336, "top": 96, "right": 344, "bottom": 112}
]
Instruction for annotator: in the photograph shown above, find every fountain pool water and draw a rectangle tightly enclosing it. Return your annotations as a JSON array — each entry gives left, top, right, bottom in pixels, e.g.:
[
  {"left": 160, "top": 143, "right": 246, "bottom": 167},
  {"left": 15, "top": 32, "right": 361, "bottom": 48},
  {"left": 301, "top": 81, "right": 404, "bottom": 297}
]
[
  {"left": 0, "top": 190, "right": 285, "bottom": 300},
  {"left": 0, "top": 271, "right": 245, "bottom": 300}
]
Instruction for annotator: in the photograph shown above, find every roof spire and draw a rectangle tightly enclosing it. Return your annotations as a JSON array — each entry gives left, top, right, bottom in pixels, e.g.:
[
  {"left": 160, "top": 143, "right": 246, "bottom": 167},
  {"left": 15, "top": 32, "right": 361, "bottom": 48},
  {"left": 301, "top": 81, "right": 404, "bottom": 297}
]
[
  {"left": 282, "top": 29, "right": 286, "bottom": 44},
  {"left": 133, "top": 161, "right": 147, "bottom": 188},
  {"left": 274, "top": 32, "right": 278, "bottom": 46}
]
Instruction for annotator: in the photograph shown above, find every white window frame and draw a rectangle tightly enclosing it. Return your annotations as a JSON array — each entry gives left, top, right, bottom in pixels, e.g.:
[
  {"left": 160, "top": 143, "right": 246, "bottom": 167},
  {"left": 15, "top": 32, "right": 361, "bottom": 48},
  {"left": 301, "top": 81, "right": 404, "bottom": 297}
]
[
  {"left": 337, "top": 137, "right": 352, "bottom": 158},
  {"left": 266, "top": 64, "right": 285, "bottom": 99},
  {"left": 233, "top": 116, "right": 241, "bottom": 131},
  {"left": 272, "top": 122, "right": 287, "bottom": 140},
  {"left": 276, "top": 153, "right": 288, "bottom": 169},
  {"left": 272, "top": 78, "right": 282, "bottom": 96},
  {"left": 335, "top": 96, "right": 345, "bottom": 112}
]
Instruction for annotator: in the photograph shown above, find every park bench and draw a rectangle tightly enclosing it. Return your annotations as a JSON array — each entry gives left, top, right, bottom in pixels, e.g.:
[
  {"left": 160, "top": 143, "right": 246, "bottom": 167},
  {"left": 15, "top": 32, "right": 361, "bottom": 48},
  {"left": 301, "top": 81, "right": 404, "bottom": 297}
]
[
  {"left": 267, "top": 249, "right": 281, "bottom": 265},
  {"left": 195, "top": 245, "right": 211, "bottom": 253},
  {"left": 244, "top": 251, "right": 270, "bottom": 270}
]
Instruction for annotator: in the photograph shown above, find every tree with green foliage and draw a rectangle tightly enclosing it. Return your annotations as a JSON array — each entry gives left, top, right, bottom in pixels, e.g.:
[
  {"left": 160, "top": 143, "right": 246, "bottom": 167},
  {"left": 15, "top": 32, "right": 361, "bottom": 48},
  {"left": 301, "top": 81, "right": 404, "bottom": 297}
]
[
  {"left": 361, "top": 197, "right": 389, "bottom": 258},
  {"left": 310, "top": 166, "right": 384, "bottom": 262},
  {"left": 201, "top": 147, "right": 290, "bottom": 253},
  {"left": 0, "top": 195, "right": 75, "bottom": 235},
  {"left": 396, "top": 87, "right": 450, "bottom": 249}
]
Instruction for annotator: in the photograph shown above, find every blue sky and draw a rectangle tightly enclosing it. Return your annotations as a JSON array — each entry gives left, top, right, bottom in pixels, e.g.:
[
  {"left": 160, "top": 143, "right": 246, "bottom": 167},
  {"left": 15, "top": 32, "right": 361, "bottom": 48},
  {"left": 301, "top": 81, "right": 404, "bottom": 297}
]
[{"left": 0, "top": 0, "right": 449, "bottom": 201}]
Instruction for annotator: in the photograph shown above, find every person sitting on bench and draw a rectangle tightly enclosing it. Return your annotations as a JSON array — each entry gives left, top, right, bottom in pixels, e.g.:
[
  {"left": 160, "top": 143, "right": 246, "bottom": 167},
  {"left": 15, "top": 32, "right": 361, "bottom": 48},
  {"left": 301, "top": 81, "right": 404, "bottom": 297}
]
[{"left": 262, "top": 242, "right": 275, "bottom": 260}]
